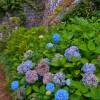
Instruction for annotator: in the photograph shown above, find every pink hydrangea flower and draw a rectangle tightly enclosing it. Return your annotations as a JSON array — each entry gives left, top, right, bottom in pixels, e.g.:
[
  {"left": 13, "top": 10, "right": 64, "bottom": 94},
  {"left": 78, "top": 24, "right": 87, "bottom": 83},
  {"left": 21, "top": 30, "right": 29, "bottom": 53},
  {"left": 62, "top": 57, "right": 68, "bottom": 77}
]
[
  {"left": 43, "top": 72, "right": 53, "bottom": 84},
  {"left": 25, "top": 70, "right": 38, "bottom": 84},
  {"left": 35, "top": 63, "right": 49, "bottom": 76}
]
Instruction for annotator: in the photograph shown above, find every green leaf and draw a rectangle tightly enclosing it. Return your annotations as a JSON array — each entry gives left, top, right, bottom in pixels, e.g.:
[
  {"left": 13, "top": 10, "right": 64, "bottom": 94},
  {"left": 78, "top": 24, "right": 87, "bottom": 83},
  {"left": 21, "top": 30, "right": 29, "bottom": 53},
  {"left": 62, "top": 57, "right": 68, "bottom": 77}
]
[
  {"left": 39, "top": 85, "right": 46, "bottom": 94},
  {"left": 26, "top": 87, "right": 32, "bottom": 95},
  {"left": 91, "top": 59, "right": 98, "bottom": 65},
  {"left": 79, "top": 42, "right": 88, "bottom": 51},
  {"left": 75, "top": 90, "right": 81, "bottom": 96},
  {"left": 80, "top": 58, "right": 88, "bottom": 64},
  {"left": 59, "top": 58, "right": 66, "bottom": 66},
  {"left": 83, "top": 92, "right": 92, "bottom": 98},
  {"left": 70, "top": 94, "right": 81, "bottom": 100},
  {"left": 64, "top": 63, "right": 74, "bottom": 67},
  {"left": 95, "top": 46, "right": 100, "bottom": 54},
  {"left": 88, "top": 40, "right": 95, "bottom": 51},
  {"left": 90, "top": 88, "right": 100, "bottom": 100},
  {"left": 71, "top": 81, "right": 88, "bottom": 93},
  {"left": 32, "top": 85, "right": 39, "bottom": 92}
]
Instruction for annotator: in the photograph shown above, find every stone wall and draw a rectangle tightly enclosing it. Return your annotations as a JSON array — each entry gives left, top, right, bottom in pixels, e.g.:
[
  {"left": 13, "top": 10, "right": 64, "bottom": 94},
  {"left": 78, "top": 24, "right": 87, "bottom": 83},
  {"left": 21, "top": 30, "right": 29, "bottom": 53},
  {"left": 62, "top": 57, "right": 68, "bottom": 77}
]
[{"left": 43, "top": 0, "right": 81, "bottom": 25}]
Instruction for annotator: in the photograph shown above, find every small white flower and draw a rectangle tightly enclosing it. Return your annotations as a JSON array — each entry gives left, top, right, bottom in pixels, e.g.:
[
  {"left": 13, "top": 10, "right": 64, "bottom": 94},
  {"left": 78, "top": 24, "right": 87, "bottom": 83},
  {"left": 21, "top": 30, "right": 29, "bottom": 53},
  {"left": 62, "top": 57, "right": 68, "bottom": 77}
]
[{"left": 39, "top": 35, "right": 44, "bottom": 39}]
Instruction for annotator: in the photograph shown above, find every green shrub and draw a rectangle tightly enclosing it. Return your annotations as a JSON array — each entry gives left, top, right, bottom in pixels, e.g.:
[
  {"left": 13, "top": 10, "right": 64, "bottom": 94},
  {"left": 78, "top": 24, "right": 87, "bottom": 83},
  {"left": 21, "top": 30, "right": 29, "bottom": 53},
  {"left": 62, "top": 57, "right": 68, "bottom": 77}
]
[
  {"left": 62, "top": 0, "right": 100, "bottom": 22},
  {"left": 0, "top": 0, "right": 24, "bottom": 15},
  {"left": 0, "top": 17, "right": 21, "bottom": 51},
  {"left": 3, "top": 17, "right": 100, "bottom": 100}
]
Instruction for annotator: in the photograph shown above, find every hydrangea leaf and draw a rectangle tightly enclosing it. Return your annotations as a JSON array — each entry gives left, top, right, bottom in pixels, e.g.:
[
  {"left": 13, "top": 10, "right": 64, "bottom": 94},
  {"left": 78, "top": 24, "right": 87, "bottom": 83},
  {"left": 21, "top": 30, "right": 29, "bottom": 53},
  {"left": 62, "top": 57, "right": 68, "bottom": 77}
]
[
  {"left": 88, "top": 40, "right": 95, "bottom": 51},
  {"left": 39, "top": 85, "right": 46, "bottom": 94},
  {"left": 70, "top": 94, "right": 81, "bottom": 100},
  {"left": 79, "top": 42, "right": 88, "bottom": 51},
  {"left": 80, "top": 58, "right": 88, "bottom": 64},
  {"left": 26, "top": 87, "right": 32, "bottom": 96},
  {"left": 32, "top": 85, "right": 39, "bottom": 92},
  {"left": 64, "top": 63, "right": 74, "bottom": 67}
]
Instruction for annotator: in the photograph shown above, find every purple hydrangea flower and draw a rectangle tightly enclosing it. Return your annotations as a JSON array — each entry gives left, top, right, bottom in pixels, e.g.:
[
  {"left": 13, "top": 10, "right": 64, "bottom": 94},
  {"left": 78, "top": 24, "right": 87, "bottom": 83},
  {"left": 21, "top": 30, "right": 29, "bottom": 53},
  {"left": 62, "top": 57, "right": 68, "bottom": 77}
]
[
  {"left": 25, "top": 70, "right": 38, "bottom": 84},
  {"left": 53, "top": 72, "right": 65, "bottom": 86},
  {"left": 64, "top": 46, "right": 81, "bottom": 61},
  {"left": 52, "top": 34, "right": 60, "bottom": 43},
  {"left": 17, "top": 60, "right": 33, "bottom": 74},
  {"left": 17, "top": 64, "right": 24, "bottom": 74},
  {"left": 82, "top": 73, "right": 98, "bottom": 87},
  {"left": 22, "top": 60, "right": 33, "bottom": 72},
  {"left": 46, "top": 83, "right": 55, "bottom": 92},
  {"left": 55, "top": 89, "right": 69, "bottom": 100},
  {"left": 82, "top": 63, "right": 96, "bottom": 73}
]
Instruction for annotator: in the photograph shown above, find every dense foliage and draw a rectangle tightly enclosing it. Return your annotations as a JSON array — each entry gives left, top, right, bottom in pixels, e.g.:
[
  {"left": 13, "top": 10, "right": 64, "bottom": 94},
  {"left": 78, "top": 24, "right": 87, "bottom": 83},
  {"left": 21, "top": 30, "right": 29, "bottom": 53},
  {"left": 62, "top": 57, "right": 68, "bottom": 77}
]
[
  {"left": 1, "top": 17, "right": 100, "bottom": 100},
  {"left": 62, "top": 0, "right": 100, "bottom": 22}
]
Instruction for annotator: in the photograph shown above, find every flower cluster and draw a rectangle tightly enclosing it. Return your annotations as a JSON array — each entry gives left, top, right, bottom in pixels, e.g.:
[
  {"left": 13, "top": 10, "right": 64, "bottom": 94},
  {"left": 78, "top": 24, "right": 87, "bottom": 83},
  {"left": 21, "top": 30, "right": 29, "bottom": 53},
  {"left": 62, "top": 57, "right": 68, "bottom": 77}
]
[
  {"left": 43, "top": 72, "right": 53, "bottom": 84},
  {"left": 25, "top": 70, "right": 38, "bottom": 84},
  {"left": 35, "top": 63, "right": 49, "bottom": 76},
  {"left": 82, "top": 63, "right": 98, "bottom": 87},
  {"left": 46, "top": 83, "right": 55, "bottom": 92},
  {"left": 17, "top": 60, "right": 33, "bottom": 74},
  {"left": 16, "top": 87, "right": 26, "bottom": 100},
  {"left": 82, "top": 73, "right": 98, "bottom": 87},
  {"left": 55, "top": 89, "right": 69, "bottom": 100},
  {"left": 53, "top": 72, "right": 65, "bottom": 85},
  {"left": 82, "top": 63, "right": 96, "bottom": 73},
  {"left": 52, "top": 34, "right": 60, "bottom": 43},
  {"left": 13, "top": 32, "right": 100, "bottom": 100},
  {"left": 39, "top": 58, "right": 50, "bottom": 65},
  {"left": 24, "top": 50, "right": 33, "bottom": 59},
  {"left": 64, "top": 46, "right": 81, "bottom": 61},
  {"left": 11, "top": 81, "right": 19, "bottom": 91},
  {"left": 46, "top": 42, "right": 54, "bottom": 48}
]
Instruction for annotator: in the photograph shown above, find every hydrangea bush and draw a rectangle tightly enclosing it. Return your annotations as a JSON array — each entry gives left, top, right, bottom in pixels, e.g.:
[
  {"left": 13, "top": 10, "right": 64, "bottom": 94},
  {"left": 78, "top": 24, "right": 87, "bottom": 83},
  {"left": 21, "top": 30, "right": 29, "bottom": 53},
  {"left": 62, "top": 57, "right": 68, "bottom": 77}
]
[{"left": 3, "top": 17, "right": 100, "bottom": 100}]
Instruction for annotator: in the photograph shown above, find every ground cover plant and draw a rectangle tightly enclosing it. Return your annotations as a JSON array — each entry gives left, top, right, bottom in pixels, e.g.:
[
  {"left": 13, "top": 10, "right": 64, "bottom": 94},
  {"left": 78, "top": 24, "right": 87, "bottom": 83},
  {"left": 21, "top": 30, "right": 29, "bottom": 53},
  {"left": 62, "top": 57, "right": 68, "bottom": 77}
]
[{"left": 1, "top": 17, "right": 100, "bottom": 100}]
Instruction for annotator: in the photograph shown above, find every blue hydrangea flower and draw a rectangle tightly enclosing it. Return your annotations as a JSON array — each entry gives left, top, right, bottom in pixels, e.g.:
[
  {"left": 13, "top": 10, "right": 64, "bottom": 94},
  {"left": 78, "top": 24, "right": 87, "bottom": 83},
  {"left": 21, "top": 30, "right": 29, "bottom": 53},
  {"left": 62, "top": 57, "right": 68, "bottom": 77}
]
[
  {"left": 82, "top": 73, "right": 98, "bottom": 87},
  {"left": 55, "top": 89, "right": 69, "bottom": 100},
  {"left": 64, "top": 46, "right": 81, "bottom": 61},
  {"left": 52, "top": 34, "right": 60, "bottom": 43},
  {"left": 82, "top": 63, "right": 96, "bottom": 73},
  {"left": 11, "top": 81, "right": 19, "bottom": 90},
  {"left": 46, "top": 83, "right": 55, "bottom": 92},
  {"left": 46, "top": 43, "right": 54, "bottom": 48},
  {"left": 65, "top": 79, "right": 71, "bottom": 86}
]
